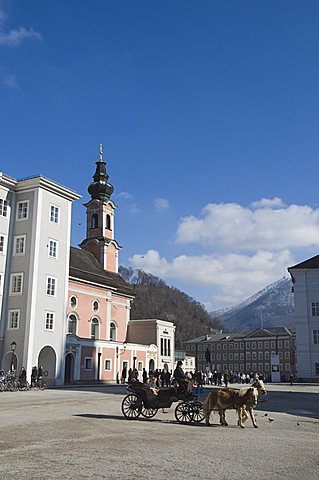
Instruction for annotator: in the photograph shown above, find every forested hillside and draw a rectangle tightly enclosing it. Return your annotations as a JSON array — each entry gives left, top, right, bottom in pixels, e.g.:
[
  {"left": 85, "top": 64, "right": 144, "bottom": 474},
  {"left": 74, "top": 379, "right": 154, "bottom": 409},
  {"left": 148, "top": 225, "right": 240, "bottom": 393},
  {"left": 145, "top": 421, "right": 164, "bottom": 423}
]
[{"left": 119, "top": 266, "right": 222, "bottom": 348}]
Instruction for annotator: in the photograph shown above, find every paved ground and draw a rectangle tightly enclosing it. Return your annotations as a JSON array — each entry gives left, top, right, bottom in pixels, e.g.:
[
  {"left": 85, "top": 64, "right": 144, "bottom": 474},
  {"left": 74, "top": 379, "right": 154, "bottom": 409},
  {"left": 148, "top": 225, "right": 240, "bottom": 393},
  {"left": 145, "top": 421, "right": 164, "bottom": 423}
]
[{"left": 0, "top": 383, "right": 318, "bottom": 480}]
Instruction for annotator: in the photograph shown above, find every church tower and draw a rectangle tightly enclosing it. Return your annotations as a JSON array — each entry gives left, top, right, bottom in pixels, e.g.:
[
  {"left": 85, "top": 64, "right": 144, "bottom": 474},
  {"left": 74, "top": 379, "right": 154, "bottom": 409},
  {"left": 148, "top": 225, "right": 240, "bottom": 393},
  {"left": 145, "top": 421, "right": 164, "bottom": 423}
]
[{"left": 80, "top": 145, "right": 121, "bottom": 273}]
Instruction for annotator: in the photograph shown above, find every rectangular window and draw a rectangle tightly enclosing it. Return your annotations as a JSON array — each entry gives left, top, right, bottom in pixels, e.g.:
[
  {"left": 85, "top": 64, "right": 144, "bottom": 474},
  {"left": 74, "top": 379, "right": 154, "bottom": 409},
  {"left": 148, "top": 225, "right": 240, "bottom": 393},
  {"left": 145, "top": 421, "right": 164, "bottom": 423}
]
[
  {"left": 46, "top": 276, "right": 56, "bottom": 296},
  {"left": 285, "top": 363, "right": 290, "bottom": 372},
  {"left": 223, "top": 353, "right": 227, "bottom": 360},
  {"left": 264, "top": 351, "right": 269, "bottom": 360},
  {"left": 217, "top": 344, "right": 221, "bottom": 350},
  {"left": 229, "top": 344, "right": 233, "bottom": 350},
  {"left": 246, "top": 362, "right": 251, "bottom": 370},
  {"left": 50, "top": 205, "right": 59, "bottom": 223},
  {"left": 48, "top": 239, "right": 58, "bottom": 258},
  {"left": 84, "top": 357, "right": 93, "bottom": 370},
  {"left": 14, "top": 235, "right": 26, "bottom": 255},
  {"left": 160, "top": 338, "right": 164, "bottom": 356},
  {"left": 258, "top": 363, "right": 263, "bottom": 372},
  {"left": 252, "top": 363, "right": 257, "bottom": 371},
  {"left": 246, "top": 342, "right": 251, "bottom": 349},
  {"left": 264, "top": 341, "right": 269, "bottom": 349},
  {"left": 10, "top": 273, "right": 23, "bottom": 295},
  {"left": 198, "top": 353, "right": 202, "bottom": 361},
  {"left": 229, "top": 364, "right": 233, "bottom": 371},
  {"left": 240, "top": 364, "right": 244, "bottom": 371},
  {"left": 198, "top": 344, "right": 202, "bottom": 351},
  {"left": 271, "top": 341, "right": 276, "bottom": 349},
  {"left": 313, "top": 330, "right": 319, "bottom": 345},
  {"left": 246, "top": 352, "right": 251, "bottom": 360},
  {"left": 234, "top": 343, "right": 238, "bottom": 349},
  {"left": 8, "top": 309, "right": 19, "bottom": 329},
  {"left": 240, "top": 353, "right": 244, "bottom": 360},
  {"left": 258, "top": 351, "right": 263, "bottom": 360},
  {"left": 229, "top": 353, "right": 233, "bottom": 360},
  {"left": 0, "top": 199, "right": 8, "bottom": 217},
  {"left": 278, "top": 340, "right": 283, "bottom": 349},
  {"left": 211, "top": 344, "right": 215, "bottom": 350},
  {"left": 265, "top": 363, "right": 270, "bottom": 371},
  {"left": 312, "top": 302, "right": 319, "bottom": 316},
  {"left": 234, "top": 353, "right": 239, "bottom": 360},
  {"left": 138, "top": 362, "right": 143, "bottom": 371},
  {"left": 17, "top": 201, "right": 29, "bottom": 220},
  {"left": 167, "top": 339, "right": 171, "bottom": 357},
  {"left": 285, "top": 351, "right": 290, "bottom": 359},
  {"left": 45, "top": 311, "right": 55, "bottom": 330},
  {"left": 252, "top": 342, "right": 256, "bottom": 350},
  {"left": 223, "top": 344, "right": 227, "bottom": 350},
  {"left": 252, "top": 352, "right": 257, "bottom": 360},
  {"left": 104, "top": 360, "right": 111, "bottom": 370},
  {"left": 284, "top": 340, "right": 289, "bottom": 348},
  {"left": 0, "top": 235, "right": 4, "bottom": 253},
  {"left": 258, "top": 341, "right": 263, "bottom": 349},
  {"left": 216, "top": 353, "right": 221, "bottom": 361},
  {"left": 240, "top": 342, "right": 244, "bottom": 350}
]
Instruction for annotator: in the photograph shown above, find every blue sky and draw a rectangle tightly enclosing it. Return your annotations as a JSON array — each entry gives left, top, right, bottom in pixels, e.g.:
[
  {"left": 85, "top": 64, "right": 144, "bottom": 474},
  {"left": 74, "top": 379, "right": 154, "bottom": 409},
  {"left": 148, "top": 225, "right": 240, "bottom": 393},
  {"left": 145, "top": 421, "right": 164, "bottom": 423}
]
[{"left": 2, "top": 1, "right": 319, "bottom": 309}]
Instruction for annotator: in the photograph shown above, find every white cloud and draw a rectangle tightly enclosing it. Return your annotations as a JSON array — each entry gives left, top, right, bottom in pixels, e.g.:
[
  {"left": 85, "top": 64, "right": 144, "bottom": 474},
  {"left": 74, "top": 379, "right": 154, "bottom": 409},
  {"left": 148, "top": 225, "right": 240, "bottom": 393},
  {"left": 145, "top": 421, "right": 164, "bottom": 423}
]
[
  {"left": 176, "top": 201, "right": 319, "bottom": 250},
  {"left": 154, "top": 198, "right": 170, "bottom": 212},
  {"left": 129, "top": 249, "right": 293, "bottom": 308},
  {"left": 118, "top": 191, "right": 133, "bottom": 200},
  {"left": 251, "top": 197, "right": 286, "bottom": 208},
  {"left": 129, "top": 203, "right": 141, "bottom": 214},
  {"left": 0, "top": 26, "right": 42, "bottom": 47},
  {"left": 3, "top": 74, "right": 18, "bottom": 88}
]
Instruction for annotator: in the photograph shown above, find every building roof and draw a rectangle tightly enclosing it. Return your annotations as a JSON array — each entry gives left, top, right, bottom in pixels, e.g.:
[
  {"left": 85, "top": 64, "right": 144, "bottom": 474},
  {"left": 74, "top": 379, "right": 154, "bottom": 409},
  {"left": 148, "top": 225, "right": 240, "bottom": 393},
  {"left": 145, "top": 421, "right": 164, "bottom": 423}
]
[
  {"left": 288, "top": 254, "right": 319, "bottom": 271},
  {"left": 69, "top": 246, "right": 134, "bottom": 296},
  {"left": 184, "top": 326, "right": 295, "bottom": 344}
]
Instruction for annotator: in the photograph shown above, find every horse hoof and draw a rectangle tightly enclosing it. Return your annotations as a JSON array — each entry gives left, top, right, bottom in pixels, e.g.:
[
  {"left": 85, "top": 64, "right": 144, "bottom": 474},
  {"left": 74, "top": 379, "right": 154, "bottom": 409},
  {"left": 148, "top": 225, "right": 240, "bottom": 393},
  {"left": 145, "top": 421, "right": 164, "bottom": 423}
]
[
  {"left": 254, "top": 424, "right": 258, "bottom": 428},
  {"left": 240, "top": 425, "right": 245, "bottom": 429}
]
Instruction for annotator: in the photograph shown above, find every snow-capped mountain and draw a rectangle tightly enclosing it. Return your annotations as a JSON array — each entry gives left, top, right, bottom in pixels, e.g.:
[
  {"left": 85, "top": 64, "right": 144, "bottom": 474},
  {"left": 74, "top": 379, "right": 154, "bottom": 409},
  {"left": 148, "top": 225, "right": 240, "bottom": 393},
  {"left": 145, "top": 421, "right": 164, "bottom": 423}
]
[{"left": 212, "top": 277, "right": 295, "bottom": 332}]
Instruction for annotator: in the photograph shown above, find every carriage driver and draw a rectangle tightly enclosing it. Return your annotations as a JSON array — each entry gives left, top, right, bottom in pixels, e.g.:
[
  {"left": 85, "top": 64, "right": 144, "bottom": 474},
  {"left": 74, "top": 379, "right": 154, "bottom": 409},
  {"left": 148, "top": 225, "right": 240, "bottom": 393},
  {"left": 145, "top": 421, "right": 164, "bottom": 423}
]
[{"left": 173, "top": 360, "right": 192, "bottom": 392}]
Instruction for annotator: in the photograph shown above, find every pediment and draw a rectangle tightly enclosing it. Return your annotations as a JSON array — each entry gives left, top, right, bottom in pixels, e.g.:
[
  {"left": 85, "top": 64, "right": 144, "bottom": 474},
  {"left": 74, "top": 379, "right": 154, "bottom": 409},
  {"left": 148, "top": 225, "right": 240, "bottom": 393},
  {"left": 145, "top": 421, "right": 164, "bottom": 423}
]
[{"left": 244, "top": 328, "right": 274, "bottom": 338}]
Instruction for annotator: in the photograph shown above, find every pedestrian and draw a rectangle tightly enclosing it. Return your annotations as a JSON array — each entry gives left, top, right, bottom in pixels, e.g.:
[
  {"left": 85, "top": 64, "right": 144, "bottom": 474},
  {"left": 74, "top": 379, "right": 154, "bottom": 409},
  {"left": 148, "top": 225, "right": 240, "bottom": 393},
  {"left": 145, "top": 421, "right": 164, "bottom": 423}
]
[
  {"left": 290, "top": 374, "right": 293, "bottom": 386},
  {"left": 142, "top": 367, "right": 148, "bottom": 383},
  {"left": 31, "top": 366, "right": 38, "bottom": 387},
  {"left": 121, "top": 366, "right": 127, "bottom": 384}
]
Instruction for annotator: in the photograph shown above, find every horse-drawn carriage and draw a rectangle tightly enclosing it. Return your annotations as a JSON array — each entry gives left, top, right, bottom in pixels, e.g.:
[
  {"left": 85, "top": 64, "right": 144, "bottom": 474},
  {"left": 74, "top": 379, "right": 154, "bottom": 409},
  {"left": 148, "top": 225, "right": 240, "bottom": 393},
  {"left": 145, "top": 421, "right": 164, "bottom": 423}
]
[{"left": 121, "top": 380, "right": 205, "bottom": 424}]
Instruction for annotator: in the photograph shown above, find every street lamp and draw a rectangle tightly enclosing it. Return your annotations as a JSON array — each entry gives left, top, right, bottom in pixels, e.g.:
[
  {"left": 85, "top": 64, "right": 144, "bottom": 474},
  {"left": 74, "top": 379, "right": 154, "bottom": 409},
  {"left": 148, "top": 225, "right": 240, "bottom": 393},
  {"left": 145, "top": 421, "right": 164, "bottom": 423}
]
[
  {"left": 10, "top": 341, "right": 17, "bottom": 372},
  {"left": 116, "top": 342, "right": 127, "bottom": 385},
  {"left": 116, "top": 341, "right": 127, "bottom": 358}
]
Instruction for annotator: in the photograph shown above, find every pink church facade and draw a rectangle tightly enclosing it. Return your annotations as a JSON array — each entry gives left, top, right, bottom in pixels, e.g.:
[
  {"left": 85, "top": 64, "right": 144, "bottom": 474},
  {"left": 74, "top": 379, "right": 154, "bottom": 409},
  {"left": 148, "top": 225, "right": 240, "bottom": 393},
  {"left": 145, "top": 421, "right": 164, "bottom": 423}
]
[{"left": 64, "top": 146, "right": 157, "bottom": 383}]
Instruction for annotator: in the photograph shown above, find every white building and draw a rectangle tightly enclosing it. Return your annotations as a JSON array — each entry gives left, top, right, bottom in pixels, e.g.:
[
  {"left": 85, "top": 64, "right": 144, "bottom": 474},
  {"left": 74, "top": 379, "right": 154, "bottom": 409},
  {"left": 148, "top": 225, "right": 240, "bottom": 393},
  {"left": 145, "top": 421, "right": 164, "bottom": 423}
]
[
  {"left": 288, "top": 255, "right": 319, "bottom": 381},
  {"left": 0, "top": 173, "right": 81, "bottom": 384}
]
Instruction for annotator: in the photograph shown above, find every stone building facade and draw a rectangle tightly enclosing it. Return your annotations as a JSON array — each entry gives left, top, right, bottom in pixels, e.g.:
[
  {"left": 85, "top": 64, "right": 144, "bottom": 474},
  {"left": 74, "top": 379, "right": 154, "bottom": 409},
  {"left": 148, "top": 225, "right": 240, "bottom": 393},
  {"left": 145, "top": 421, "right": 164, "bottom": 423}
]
[{"left": 184, "top": 327, "right": 296, "bottom": 381}]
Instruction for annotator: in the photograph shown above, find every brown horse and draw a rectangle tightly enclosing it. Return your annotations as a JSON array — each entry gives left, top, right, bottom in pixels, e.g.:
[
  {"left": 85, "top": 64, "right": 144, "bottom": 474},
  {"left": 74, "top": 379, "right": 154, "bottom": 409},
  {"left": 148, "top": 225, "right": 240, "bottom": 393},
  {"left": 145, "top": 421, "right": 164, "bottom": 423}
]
[
  {"left": 203, "top": 379, "right": 266, "bottom": 428},
  {"left": 203, "top": 386, "right": 258, "bottom": 428}
]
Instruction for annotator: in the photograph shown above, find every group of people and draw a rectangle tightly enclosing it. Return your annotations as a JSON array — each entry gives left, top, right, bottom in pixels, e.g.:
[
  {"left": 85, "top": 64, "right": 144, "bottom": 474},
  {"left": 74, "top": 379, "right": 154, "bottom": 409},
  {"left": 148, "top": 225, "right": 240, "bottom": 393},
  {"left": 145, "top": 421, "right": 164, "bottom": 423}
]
[
  {"left": 18, "top": 365, "right": 44, "bottom": 387},
  {"left": 119, "top": 362, "right": 264, "bottom": 391}
]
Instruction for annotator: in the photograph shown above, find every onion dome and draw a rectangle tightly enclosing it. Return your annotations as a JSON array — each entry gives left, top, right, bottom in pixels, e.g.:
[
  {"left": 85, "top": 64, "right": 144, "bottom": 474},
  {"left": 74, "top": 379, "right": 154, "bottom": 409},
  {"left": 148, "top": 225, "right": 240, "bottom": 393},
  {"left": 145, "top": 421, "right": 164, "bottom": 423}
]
[{"left": 88, "top": 144, "right": 114, "bottom": 200}]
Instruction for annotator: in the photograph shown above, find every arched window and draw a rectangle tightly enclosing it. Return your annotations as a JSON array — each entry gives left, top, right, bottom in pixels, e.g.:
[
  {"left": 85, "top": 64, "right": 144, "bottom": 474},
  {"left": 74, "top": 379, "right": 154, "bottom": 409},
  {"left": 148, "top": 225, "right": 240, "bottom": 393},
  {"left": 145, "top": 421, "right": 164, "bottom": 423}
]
[
  {"left": 106, "top": 214, "right": 111, "bottom": 230},
  {"left": 91, "top": 318, "right": 99, "bottom": 340},
  {"left": 68, "top": 314, "right": 77, "bottom": 335},
  {"left": 110, "top": 322, "right": 116, "bottom": 341},
  {"left": 91, "top": 214, "right": 98, "bottom": 229}
]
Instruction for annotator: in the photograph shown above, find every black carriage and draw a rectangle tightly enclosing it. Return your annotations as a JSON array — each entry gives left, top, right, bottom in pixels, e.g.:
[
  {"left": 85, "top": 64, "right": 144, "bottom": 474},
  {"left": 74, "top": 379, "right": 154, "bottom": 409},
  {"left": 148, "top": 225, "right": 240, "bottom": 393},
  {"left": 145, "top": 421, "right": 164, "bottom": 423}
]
[{"left": 121, "top": 380, "right": 205, "bottom": 424}]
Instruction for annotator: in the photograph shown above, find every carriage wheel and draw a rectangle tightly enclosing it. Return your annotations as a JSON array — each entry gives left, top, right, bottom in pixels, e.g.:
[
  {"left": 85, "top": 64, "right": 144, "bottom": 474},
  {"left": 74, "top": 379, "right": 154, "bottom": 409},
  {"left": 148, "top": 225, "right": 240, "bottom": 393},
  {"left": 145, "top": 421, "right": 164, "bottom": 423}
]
[
  {"left": 190, "top": 401, "right": 205, "bottom": 423},
  {"left": 141, "top": 407, "right": 158, "bottom": 419},
  {"left": 121, "top": 394, "right": 142, "bottom": 420},
  {"left": 174, "top": 402, "right": 193, "bottom": 424}
]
